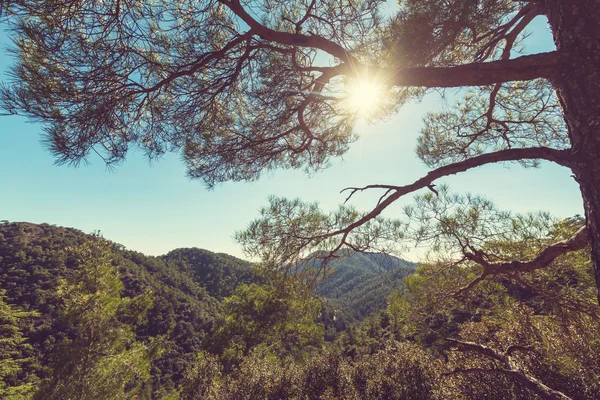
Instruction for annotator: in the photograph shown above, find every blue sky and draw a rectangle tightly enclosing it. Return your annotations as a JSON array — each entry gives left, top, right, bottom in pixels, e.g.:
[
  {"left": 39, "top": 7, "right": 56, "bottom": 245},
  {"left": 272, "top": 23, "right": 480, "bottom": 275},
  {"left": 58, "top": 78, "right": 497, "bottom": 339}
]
[{"left": 0, "top": 17, "right": 583, "bottom": 260}]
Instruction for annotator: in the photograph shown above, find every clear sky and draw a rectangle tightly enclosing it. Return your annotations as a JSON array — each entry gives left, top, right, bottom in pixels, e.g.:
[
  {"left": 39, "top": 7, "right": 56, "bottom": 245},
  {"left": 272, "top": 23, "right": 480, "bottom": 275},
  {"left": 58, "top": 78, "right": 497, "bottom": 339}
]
[{"left": 0, "top": 17, "right": 583, "bottom": 261}]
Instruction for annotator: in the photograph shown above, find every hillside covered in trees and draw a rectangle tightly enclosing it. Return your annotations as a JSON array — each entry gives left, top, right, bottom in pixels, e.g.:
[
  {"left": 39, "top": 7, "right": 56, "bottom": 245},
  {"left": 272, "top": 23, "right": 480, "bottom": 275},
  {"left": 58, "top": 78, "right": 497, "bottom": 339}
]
[
  {"left": 0, "top": 221, "right": 414, "bottom": 398},
  {"left": 0, "top": 221, "right": 244, "bottom": 397},
  {"left": 313, "top": 251, "right": 415, "bottom": 324},
  {"left": 1, "top": 218, "right": 598, "bottom": 399}
]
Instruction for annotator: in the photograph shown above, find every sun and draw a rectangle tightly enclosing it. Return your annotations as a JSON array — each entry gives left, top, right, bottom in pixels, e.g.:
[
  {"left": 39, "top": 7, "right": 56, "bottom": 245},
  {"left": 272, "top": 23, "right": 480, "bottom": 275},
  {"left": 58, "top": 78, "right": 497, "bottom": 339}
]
[{"left": 346, "top": 80, "right": 384, "bottom": 117}]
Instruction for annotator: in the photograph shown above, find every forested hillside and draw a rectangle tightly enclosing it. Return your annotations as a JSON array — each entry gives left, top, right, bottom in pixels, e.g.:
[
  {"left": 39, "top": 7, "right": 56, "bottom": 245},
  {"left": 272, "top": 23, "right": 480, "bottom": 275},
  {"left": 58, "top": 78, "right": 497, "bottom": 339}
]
[
  {"left": 0, "top": 221, "right": 414, "bottom": 398},
  {"left": 161, "top": 248, "right": 255, "bottom": 300},
  {"left": 0, "top": 222, "right": 260, "bottom": 397},
  {"left": 314, "top": 251, "right": 415, "bottom": 324},
  {"left": 2, "top": 219, "right": 599, "bottom": 399}
]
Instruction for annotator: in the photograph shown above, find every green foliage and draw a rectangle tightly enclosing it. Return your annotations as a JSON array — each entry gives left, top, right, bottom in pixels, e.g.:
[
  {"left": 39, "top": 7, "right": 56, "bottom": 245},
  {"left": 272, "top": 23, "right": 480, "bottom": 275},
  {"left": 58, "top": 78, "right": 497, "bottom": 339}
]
[
  {"left": 119, "top": 250, "right": 226, "bottom": 394},
  {"left": 385, "top": 217, "right": 599, "bottom": 399},
  {"left": 220, "top": 346, "right": 304, "bottom": 400},
  {"left": 300, "top": 347, "right": 359, "bottom": 400},
  {"left": 418, "top": 79, "right": 567, "bottom": 168},
  {"left": 315, "top": 253, "right": 414, "bottom": 323},
  {"left": 180, "top": 342, "right": 445, "bottom": 400},
  {"left": 33, "top": 239, "right": 158, "bottom": 400},
  {"left": 162, "top": 248, "right": 255, "bottom": 299},
  {"left": 0, "top": 289, "right": 38, "bottom": 398},
  {"left": 351, "top": 341, "right": 441, "bottom": 400},
  {"left": 0, "top": 222, "right": 254, "bottom": 397},
  {"left": 179, "top": 351, "right": 222, "bottom": 400},
  {"left": 0, "top": 0, "right": 564, "bottom": 191},
  {"left": 237, "top": 196, "right": 409, "bottom": 268},
  {"left": 211, "top": 276, "right": 324, "bottom": 368},
  {"left": 0, "top": 3, "right": 595, "bottom": 397},
  {"left": 0, "top": 0, "right": 390, "bottom": 187},
  {"left": 3, "top": 219, "right": 599, "bottom": 399},
  {"left": 385, "top": 0, "right": 517, "bottom": 68}
]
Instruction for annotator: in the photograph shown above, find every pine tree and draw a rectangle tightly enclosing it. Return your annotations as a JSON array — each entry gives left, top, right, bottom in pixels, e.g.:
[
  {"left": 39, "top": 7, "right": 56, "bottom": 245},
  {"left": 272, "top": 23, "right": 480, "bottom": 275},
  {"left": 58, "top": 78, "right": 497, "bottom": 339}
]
[
  {"left": 34, "top": 239, "right": 160, "bottom": 400},
  {"left": 0, "top": 289, "right": 38, "bottom": 399}
]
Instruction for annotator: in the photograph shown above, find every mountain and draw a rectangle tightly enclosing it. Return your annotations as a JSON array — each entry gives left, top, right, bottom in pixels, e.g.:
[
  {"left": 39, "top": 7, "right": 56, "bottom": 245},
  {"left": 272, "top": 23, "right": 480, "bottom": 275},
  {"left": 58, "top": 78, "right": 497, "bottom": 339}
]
[
  {"left": 161, "top": 247, "right": 254, "bottom": 299},
  {"left": 0, "top": 221, "right": 253, "bottom": 396},
  {"left": 313, "top": 251, "right": 416, "bottom": 324},
  {"left": 0, "top": 221, "right": 415, "bottom": 396}
]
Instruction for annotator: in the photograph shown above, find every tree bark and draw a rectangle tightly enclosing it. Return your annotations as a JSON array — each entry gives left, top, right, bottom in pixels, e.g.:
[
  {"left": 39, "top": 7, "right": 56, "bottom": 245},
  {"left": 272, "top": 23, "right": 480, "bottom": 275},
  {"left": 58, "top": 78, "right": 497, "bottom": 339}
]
[{"left": 546, "top": 0, "right": 600, "bottom": 303}]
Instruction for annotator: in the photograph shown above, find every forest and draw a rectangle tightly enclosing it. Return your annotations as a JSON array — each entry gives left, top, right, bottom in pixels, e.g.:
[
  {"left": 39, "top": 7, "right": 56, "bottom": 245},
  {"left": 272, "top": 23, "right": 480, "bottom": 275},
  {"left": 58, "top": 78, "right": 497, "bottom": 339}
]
[
  {"left": 1, "top": 219, "right": 598, "bottom": 399},
  {"left": 2, "top": 0, "right": 600, "bottom": 399}
]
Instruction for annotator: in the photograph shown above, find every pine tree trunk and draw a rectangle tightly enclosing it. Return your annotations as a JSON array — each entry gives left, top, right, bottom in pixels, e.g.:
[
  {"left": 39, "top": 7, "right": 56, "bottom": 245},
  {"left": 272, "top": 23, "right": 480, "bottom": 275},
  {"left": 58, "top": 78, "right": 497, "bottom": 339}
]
[{"left": 546, "top": 0, "right": 600, "bottom": 303}]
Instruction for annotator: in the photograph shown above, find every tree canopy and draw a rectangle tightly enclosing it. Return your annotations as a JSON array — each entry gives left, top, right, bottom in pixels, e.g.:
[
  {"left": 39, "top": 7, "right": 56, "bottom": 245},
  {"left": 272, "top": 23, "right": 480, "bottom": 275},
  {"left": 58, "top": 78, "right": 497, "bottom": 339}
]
[{"left": 1, "top": 0, "right": 600, "bottom": 303}]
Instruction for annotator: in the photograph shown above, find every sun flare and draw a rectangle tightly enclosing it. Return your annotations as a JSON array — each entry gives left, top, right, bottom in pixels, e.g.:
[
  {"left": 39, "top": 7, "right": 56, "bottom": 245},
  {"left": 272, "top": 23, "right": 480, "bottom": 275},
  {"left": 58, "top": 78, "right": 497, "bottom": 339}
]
[{"left": 346, "top": 80, "right": 383, "bottom": 117}]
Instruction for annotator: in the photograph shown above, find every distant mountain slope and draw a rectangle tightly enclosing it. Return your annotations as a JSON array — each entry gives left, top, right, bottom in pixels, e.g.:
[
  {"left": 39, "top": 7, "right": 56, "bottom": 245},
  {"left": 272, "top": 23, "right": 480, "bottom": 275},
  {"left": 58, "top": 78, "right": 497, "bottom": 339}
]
[
  {"left": 314, "top": 251, "right": 416, "bottom": 324},
  {"left": 162, "top": 247, "right": 255, "bottom": 299}
]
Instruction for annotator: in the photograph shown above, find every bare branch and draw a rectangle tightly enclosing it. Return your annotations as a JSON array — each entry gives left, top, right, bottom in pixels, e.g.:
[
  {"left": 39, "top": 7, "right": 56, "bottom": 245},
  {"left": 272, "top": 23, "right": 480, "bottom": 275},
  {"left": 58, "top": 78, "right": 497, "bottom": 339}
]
[
  {"left": 452, "top": 272, "right": 490, "bottom": 298},
  {"left": 444, "top": 368, "right": 572, "bottom": 400},
  {"left": 505, "top": 345, "right": 535, "bottom": 356},
  {"left": 443, "top": 367, "right": 514, "bottom": 377},
  {"left": 427, "top": 184, "right": 439, "bottom": 196},
  {"left": 448, "top": 226, "right": 589, "bottom": 296},
  {"left": 475, "top": 3, "right": 541, "bottom": 62}
]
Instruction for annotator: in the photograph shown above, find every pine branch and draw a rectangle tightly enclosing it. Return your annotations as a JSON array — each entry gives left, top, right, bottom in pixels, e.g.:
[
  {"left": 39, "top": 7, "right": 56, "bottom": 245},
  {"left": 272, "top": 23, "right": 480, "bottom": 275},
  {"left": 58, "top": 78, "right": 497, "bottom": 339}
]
[
  {"left": 223, "top": 1, "right": 560, "bottom": 87},
  {"left": 464, "top": 226, "right": 589, "bottom": 275},
  {"left": 333, "top": 147, "right": 569, "bottom": 237}
]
